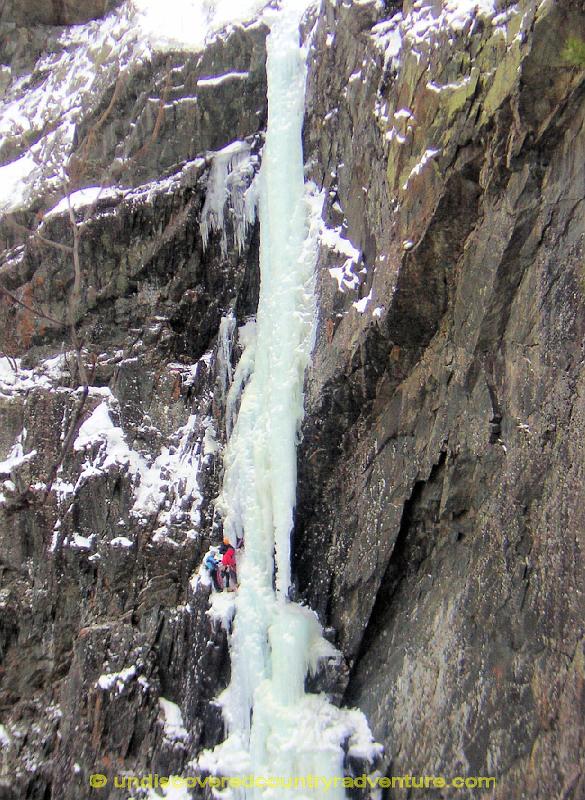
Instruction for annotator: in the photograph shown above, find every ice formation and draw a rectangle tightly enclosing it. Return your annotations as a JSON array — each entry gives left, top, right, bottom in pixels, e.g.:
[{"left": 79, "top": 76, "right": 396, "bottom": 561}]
[
  {"left": 199, "top": 0, "right": 380, "bottom": 796},
  {"left": 200, "top": 141, "right": 259, "bottom": 256}
]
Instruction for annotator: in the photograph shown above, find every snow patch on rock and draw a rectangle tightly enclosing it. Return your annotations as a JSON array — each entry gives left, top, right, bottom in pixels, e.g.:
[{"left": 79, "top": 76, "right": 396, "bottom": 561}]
[
  {"left": 0, "top": 429, "right": 36, "bottom": 476},
  {"left": 159, "top": 698, "right": 189, "bottom": 743},
  {"left": 74, "top": 401, "right": 146, "bottom": 476},
  {"left": 97, "top": 665, "right": 137, "bottom": 692}
]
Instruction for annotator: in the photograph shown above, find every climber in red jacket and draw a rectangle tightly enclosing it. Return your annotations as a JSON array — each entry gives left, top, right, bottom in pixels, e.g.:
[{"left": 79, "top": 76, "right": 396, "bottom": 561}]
[{"left": 219, "top": 541, "right": 237, "bottom": 591}]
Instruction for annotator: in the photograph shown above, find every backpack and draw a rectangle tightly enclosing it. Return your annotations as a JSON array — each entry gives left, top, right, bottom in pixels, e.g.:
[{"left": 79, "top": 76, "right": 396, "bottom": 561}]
[{"left": 204, "top": 554, "right": 217, "bottom": 572}]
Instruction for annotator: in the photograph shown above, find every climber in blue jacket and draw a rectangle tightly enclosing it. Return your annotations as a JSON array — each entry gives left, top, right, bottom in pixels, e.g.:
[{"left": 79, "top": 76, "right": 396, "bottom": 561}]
[{"left": 204, "top": 549, "right": 222, "bottom": 591}]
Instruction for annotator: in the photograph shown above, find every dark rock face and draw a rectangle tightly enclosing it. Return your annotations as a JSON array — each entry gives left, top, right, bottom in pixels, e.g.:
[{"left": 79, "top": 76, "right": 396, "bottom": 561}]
[
  {"left": 0, "top": 169, "right": 255, "bottom": 797},
  {"left": 295, "top": 0, "right": 585, "bottom": 797},
  {"left": 1, "top": 0, "right": 584, "bottom": 799},
  {"left": 1, "top": 0, "right": 118, "bottom": 27},
  {"left": 68, "top": 27, "right": 268, "bottom": 189}
]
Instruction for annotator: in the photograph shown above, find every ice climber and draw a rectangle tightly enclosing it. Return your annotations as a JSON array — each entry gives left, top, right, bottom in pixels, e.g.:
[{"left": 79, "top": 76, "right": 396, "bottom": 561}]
[
  {"left": 219, "top": 541, "right": 237, "bottom": 591},
  {"left": 204, "top": 548, "right": 222, "bottom": 591}
]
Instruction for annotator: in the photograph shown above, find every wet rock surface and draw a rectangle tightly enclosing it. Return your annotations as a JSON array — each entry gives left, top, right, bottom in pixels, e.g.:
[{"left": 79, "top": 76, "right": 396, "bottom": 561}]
[{"left": 1, "top": 1, "right": 584, "bottom": 799}]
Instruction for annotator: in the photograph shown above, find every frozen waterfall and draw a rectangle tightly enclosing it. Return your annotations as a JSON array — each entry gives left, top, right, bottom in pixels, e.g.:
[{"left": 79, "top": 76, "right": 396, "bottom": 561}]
[{"left": 199, "top": 1, "right": 380, "bottom": 796}]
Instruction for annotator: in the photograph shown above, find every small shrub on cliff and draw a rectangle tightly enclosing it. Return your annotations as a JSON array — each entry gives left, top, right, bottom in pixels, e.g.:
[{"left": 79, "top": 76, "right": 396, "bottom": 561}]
[{"left": 562, "top": 36, "right": 585, "bottom": 67}]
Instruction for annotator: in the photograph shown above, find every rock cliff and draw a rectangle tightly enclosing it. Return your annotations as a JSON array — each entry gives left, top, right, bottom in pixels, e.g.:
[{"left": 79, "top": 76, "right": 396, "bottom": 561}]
[{"left": 0, "top": 1, "right": 583, "bottom": 798}]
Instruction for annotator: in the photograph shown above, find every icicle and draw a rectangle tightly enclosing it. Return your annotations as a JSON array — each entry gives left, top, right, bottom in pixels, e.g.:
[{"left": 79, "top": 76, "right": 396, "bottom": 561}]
[
  {"left": 216, "top": 312, "right": 237, "bottom": 400},
  {"left": 200, "top": 140, "right": 258, "bottom": 256},
  {"left": 225, "top": 320, "right": 257, "bottom": 439}
]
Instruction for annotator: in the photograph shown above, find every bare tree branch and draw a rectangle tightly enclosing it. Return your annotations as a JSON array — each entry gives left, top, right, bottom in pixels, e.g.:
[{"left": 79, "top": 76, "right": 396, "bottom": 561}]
[
  {"left": 68, "top": 70, "right": 127, "bottom": 189},
  {"left": 0, "top": 283, "right": 65, "bottom": 327},
  {"left": 44, "top": 381, "right": 90, "bottom": 497},
  {"left": 10, "top": 62, "right": 175, "bottom": 510},
  {"left": 43, "top": 351, "right": 97, "bottom": 501},
  {"left": 131, "top": 69, "right": 171, "bottom": 162},
  {"left": 66, "top": 195, "right": 89, "bottom": 388},
  {"left": 0, "top": 352, "right": 18, "bottom": 371},
  {"left": 6, "top": 217, "right": 74, "bottom": 255}
]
